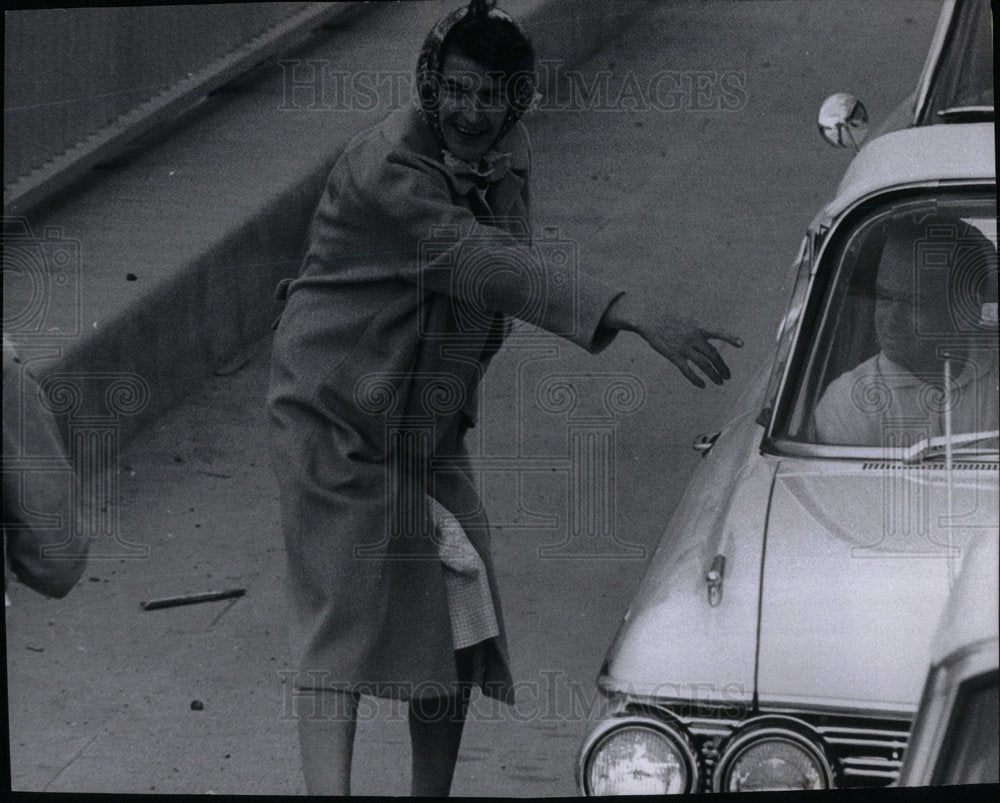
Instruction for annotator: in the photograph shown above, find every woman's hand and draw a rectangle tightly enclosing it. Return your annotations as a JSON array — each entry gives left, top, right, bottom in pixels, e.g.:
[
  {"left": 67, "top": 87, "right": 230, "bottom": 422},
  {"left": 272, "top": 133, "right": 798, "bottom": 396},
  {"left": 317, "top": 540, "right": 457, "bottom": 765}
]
[
  {"left": 602, "top": 292, "right": 743, "bottom": 388},
  {"left": 429, "top": 496, "right": 479, "bottom": 574}
]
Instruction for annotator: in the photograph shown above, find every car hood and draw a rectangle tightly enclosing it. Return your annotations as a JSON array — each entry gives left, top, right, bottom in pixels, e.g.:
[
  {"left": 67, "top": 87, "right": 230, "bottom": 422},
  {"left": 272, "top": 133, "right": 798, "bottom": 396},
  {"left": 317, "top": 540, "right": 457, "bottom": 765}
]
[
  {"left": 756, "top": 460, "right": 999, "bottom": 716},
  {"left": 599, "top": 438, "right": 997, "bottom": 714}
]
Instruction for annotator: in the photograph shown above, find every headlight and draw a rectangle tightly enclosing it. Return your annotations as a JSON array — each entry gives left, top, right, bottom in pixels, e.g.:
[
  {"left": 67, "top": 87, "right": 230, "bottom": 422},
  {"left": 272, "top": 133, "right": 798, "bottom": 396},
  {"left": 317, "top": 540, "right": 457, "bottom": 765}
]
[
  {"left": 715, "top": 725, "right": 833, "bottom": 792},
  {"left": 582, "top": 718, "right": 696, "bottom": 795}
]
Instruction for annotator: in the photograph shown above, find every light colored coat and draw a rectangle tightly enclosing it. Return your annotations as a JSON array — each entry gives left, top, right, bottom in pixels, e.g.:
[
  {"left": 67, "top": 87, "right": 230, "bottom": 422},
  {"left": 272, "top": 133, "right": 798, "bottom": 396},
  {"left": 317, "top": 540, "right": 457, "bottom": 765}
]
[{"left": 267, "top": 104, "right": 621, "bottom": 701}]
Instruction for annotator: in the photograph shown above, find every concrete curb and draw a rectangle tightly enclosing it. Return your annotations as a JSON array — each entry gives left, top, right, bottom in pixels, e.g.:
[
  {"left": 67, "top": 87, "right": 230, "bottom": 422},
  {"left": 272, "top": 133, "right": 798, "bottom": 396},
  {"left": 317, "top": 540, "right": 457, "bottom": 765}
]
[{"left": 3, "top": 0, "right": 650, "bottom": 445}]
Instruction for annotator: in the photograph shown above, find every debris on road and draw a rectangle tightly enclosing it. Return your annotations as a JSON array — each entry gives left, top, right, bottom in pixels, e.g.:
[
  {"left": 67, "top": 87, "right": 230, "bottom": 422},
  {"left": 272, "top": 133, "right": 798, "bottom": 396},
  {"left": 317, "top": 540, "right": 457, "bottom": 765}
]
[{"left": 140, "top": 588, "right": 245, "bottom": 610}]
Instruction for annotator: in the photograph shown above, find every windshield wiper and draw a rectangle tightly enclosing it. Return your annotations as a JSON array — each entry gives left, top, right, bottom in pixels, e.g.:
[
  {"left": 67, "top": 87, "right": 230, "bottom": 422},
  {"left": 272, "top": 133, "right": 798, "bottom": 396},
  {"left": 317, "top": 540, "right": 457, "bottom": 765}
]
[
  {"left": 903, "top": 429, "right": 1000, "bottom": 464},
  {"left": 937, "top": 105, "right": 994, "bottom": 123}
]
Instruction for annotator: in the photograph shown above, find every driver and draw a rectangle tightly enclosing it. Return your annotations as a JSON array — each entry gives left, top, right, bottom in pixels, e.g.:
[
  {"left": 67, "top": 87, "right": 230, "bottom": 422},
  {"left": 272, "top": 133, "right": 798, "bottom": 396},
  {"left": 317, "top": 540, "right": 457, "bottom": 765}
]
[{"left": 815, "top": 216, "right": 998, "bottom": 446}]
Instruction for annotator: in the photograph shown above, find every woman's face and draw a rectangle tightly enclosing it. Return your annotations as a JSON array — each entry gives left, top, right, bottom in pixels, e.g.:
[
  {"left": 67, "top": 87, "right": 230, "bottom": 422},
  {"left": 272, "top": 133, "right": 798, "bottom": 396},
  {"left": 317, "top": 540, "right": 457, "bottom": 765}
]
[{"left": 437, "top": 51, "right": 508, "bottom": 163}]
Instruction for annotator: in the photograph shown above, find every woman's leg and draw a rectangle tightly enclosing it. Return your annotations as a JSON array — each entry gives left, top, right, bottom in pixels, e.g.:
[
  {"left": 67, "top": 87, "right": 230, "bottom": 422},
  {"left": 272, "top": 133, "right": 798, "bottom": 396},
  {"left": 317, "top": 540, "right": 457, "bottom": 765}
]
[
  {"left": 296, "top": 688, "right": 359, "bottom": 795},
  {"left": 407, "top": 688, "right": 471, "bottom": 796}
]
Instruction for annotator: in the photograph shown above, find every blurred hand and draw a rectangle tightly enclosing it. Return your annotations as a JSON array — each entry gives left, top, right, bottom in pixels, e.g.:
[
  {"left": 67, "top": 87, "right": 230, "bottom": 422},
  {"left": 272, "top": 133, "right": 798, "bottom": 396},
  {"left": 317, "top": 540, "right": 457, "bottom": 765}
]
[
  {"left": 428, "top": 495, "right": 478, "bottom": 574},
  {"left": 602, "top": 293, "right": 743, "bottom": 388}
]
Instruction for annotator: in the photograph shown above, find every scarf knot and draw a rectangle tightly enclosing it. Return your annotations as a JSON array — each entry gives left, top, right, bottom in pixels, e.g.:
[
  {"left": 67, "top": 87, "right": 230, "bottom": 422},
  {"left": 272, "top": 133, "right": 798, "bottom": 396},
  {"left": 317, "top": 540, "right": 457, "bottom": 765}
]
[{"left": 443, "top": 149, "right": 512, "bottom": 188}]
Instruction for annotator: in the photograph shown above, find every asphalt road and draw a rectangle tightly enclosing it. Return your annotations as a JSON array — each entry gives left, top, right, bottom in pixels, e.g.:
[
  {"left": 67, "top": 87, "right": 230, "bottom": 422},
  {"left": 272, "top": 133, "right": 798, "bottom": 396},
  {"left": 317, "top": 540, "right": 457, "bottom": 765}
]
[{"left": 5, "top": 0, "right": 943, "bottom": 796}]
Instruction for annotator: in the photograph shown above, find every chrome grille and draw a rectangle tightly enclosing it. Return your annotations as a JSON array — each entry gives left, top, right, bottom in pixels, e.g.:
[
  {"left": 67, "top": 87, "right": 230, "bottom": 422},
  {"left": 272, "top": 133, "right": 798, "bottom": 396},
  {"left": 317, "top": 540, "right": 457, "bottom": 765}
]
[
  {"left": 813, "top": 720, "right": 910, "bottom": 786},
  {"left": 635, "top": 705, "right": 911, "bottom": 791}
]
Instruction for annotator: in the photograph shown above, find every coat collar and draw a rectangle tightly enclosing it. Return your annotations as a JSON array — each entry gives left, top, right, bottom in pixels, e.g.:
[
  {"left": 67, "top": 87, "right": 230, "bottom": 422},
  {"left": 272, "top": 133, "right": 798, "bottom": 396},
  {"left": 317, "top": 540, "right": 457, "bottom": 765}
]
[{"left": 386, "top": 105, "right": 529, "bottom": 216}]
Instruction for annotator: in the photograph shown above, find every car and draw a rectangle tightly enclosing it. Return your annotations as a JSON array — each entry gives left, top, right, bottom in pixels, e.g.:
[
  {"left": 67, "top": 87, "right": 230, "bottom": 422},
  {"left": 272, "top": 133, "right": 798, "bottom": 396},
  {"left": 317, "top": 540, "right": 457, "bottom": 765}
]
[
  {"left": 872, "top": 0, "right": 993, "bottom": 136},
  {"left": 896, "top": 531, "right": 998, "bottom": 787},
  {"left": 574, "top": 7, "right": 997, "bottom": 795}
]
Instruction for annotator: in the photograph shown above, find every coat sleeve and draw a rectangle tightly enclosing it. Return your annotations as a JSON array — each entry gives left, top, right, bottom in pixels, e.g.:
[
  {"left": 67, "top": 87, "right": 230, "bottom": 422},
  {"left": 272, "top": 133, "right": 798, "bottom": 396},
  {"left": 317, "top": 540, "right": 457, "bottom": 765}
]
[
  {"left": 3, "top": 338, "right": 89, "bottom": 598},
  {"left": 355, "top": 152, "right": 623, "bottom": 354}
]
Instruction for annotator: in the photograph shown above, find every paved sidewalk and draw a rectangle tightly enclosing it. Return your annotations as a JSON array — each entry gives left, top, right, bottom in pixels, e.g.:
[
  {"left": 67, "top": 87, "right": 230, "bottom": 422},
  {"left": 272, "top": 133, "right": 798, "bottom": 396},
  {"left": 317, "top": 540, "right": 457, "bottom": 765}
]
[{"left": 5, "top": 351, "right": 296, "bottom": 794}]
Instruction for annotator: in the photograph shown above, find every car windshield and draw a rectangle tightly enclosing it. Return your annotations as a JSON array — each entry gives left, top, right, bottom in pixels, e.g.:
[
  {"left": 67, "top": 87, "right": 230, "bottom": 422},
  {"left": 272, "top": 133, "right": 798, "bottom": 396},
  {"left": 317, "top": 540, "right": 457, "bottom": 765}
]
[
  {"left": 918, "top": 0, "right": 994, "bottom": 125},
  {"left": 774, "top": 193, "right": 998, "bottom": 453}
]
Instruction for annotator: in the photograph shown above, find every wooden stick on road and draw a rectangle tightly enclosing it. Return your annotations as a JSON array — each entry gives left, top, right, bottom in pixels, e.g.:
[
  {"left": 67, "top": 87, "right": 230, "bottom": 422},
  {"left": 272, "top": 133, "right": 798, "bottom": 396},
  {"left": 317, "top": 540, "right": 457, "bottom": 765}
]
[{"left": 140, "top": 588, "right": 246, "bottom": 610}]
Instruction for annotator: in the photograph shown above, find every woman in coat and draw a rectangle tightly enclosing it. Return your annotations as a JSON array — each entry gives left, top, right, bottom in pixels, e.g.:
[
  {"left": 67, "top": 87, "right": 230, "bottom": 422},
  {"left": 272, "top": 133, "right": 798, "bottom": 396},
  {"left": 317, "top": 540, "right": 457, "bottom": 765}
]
[{"left": 267, "top": 0, "right": 741, "bottom": 794}]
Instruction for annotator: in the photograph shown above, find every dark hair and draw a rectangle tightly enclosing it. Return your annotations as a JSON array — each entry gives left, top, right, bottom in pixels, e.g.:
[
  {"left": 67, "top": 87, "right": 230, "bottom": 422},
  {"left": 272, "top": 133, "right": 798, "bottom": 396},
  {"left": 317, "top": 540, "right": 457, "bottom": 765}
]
[
  {"left": 879, "top": 212, "right": 998, "bottom": 330},
  {"left": 440, "top": 14, "right": 534, "bottom": 82}
]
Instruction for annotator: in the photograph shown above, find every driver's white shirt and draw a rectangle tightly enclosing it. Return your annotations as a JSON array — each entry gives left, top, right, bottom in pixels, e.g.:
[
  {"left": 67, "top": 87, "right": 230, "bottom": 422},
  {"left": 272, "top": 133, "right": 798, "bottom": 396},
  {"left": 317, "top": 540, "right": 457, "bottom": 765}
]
[{"left": 815, "top": 347, "right": 999, "bottom": 446}]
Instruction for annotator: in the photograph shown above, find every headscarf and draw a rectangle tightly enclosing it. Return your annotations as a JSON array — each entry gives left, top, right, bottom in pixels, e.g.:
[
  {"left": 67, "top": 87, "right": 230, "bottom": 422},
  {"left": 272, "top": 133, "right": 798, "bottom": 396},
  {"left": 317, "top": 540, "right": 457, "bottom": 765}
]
[{"left": 415, "top": 0, "right": 538, "bottom": 153}]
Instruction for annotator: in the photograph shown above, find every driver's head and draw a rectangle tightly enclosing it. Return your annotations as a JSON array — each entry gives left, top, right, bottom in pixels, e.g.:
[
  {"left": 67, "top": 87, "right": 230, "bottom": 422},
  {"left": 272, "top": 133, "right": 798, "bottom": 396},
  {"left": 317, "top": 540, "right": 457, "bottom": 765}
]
[{"left": 874, "top": 215, "right": 996, "bottom": 375}]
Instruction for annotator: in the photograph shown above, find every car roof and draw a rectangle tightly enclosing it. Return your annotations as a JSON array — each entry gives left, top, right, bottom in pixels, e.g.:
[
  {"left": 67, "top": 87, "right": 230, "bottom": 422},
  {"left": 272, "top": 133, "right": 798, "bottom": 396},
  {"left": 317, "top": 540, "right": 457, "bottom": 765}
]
[
  {"left": 929, "top": 532, "right": 999, "bottom": 666},
  {"left": 818, "top": 122, "right": 995, "bottom": 223}
]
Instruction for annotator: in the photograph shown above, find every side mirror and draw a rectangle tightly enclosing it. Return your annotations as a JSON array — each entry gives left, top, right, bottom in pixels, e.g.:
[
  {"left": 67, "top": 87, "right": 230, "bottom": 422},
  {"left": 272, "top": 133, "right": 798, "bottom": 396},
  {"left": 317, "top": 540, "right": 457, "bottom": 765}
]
[{"left": 817, "top": 93, "right": 869, "bottom": 152}]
